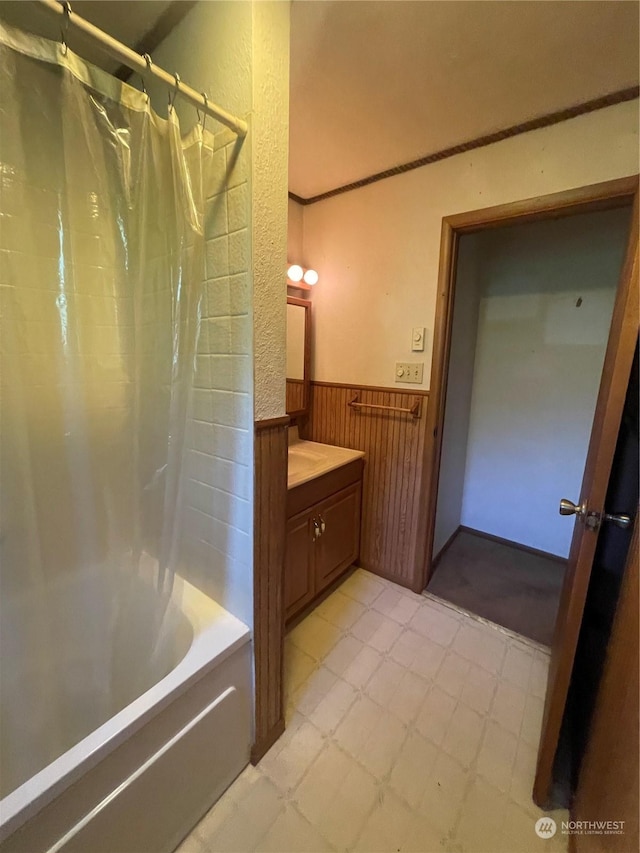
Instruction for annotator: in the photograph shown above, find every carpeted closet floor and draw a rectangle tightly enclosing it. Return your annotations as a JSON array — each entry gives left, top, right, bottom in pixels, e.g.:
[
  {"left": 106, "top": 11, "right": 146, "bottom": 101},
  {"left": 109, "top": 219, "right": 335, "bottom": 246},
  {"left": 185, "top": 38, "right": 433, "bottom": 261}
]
[{"left": 427, "top": 530, "right": 566, "bottom": 646}]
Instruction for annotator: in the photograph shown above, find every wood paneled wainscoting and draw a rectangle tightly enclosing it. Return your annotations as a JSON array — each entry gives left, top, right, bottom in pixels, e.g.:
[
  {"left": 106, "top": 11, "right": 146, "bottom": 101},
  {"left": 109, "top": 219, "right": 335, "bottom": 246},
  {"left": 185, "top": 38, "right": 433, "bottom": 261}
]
[
  {"left": 252, "top": 415, "right": 289, "bottom": 763},
  {"left": 301, "top": 382, "right": 429, "bottom": 590},
  {"left": 286, "top": 379, "right": 305, "bottom": 414}
]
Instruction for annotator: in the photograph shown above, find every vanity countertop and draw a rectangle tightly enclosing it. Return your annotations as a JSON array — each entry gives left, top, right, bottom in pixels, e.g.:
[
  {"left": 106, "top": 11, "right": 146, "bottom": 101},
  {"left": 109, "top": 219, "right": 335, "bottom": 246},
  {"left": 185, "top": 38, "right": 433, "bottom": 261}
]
[{"left": 288, "top": 438, "right": 365, "bottom": 490}]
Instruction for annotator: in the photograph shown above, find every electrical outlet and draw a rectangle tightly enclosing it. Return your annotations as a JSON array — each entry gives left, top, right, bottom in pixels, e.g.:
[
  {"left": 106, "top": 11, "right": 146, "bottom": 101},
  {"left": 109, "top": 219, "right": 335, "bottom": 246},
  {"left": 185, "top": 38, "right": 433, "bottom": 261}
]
[{"left": 395, "top": 362, "right": 424, "bottom": 383}]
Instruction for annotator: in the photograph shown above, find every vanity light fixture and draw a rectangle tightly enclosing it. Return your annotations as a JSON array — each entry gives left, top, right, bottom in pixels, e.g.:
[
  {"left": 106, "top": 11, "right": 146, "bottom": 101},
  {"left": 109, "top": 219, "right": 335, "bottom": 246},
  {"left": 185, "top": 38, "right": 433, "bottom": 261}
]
[
  {"left": 287, "top": 263, "right": 319, "bottom": 288},
  {"left": 287, "top": 264, "right": 304, "bottom": 282}
]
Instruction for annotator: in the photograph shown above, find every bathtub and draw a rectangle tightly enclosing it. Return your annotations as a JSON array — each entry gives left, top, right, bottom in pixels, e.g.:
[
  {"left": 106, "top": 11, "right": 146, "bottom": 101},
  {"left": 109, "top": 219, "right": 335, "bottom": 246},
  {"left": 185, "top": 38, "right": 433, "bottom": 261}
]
[{"left": 0, "top": 562, "right": 252, "bottom": 853}]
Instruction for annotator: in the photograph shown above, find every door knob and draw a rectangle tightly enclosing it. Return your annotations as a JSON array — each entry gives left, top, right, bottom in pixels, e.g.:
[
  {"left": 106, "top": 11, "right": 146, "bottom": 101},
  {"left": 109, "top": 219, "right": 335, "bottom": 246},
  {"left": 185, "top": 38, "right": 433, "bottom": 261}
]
[
  {"left": 604, "top": 512, "right": 632, "bottom": 530},
  {"left": 559, "top": 498, "right": 587, "bottom": 519}
]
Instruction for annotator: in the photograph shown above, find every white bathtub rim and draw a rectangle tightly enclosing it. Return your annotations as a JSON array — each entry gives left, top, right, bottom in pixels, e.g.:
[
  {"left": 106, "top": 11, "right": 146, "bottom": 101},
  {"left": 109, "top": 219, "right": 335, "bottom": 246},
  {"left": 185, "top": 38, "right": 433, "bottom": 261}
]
[{"left": 0, "top": 577, "right": 250, "bottom": 841}]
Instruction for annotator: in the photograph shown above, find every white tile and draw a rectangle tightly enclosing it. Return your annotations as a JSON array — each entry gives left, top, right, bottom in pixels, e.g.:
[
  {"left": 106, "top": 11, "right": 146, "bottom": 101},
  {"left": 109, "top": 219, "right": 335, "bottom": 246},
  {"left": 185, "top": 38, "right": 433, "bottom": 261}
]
[
  {"left": 307, "top": 676, "right": 358, "bottom": 734},
  {"left": 290, "top": 665, "right": 338, "bottom": 718},
  {"left": 314, "top": 590, "right": 367, "bottom": 631},
  {"left": 364, "top": 658, "right": 406, "bottom": 708},
  {"left": 520, "top": 694, "right": 545, "bottom": 747},
  {"left": 418, "top": 749, "right": 470, "bottom": 834},
  {"left": 402, "top": 814, "right": 446, "bottom": 853},
  {"left": 415, "top": 685, "right": 457, "bottom": 746},
  {"left": 289, "top": 613, "right": 343, "bottom": 663},
  {"left": 510, "top": 740, "right": 540, "bottom": 816},
  {"left": 491, "top": 682, "right": 527, "bottom": 736},
  {"left": 353, "top": 788, "right": 415, "bottom": 852},
  {"left": 259, "top": 719, "right": 326, "bottom": 792},
  {"left": 477, "top": 720, "right": 519, "bottom": 792},
  {"left": 388, "top": 670, "right": 430, "bottom": 726},
  {"left": 256, "top": 804, "right": 334, "bottom": 853},
  {"left": 351, "top": 609, "right": 388, "bottom": 644},
  {"left": 203, "top": 775, "right": 284, "bottom": 852},
  {"left": 460, "top": 664, "right": 498, "bottom": 715},
  {"left": 436, "top": 651, "right": 471, "bottom": 699},
  {"left": 455, "top": 776, "right": 507, "bottom": 852},
  {"left": 502, "top": 643, "right": 535, "bottom": 690},
  {"left": 285, "top": 644, "right": 317, "bottom": 695},
  {"left": 442, "top": 702, "right": 485, "bottom": 769},
  {"left": 453, "top": 622, "right": 507, "bottom": 674},
  {"left": 529, "top": 654, "right": 549, "bottom": 699},
  {"left": 294, "top": 743, "right": 379, "bottom": 851},
  {"left": 357, "top": 708, "right": 407, "bottom": 780},
  {"left": 339, "top": 569, "right": 386, "bottom": 606},
  {"left": 323, "top": 633, "right": 365, "bottom": 677},
  {"left": 333, "top": 693, "right": 385, "bottom": 757},
  {"left": 389, "top": 729, "right": 438, "bottom": 810},
  {"left": 409, "top": 604, "right": 460, "bottom": 646},
  {"left": 341, "top": 644, "right": 384, "bottom": 689},
  {"left": 371, "top": 586, "right": 422, "bottom": 624}
]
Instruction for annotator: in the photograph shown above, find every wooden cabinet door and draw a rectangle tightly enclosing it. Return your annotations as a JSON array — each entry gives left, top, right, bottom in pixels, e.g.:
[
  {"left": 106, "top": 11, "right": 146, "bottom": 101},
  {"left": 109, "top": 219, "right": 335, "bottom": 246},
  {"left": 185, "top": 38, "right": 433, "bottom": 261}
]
[
  {"left": 315, "top": 482, "right": 362, "bottom": 589},
  {"left": 284, "top": 511, "right": 315, "bottom": 621}
]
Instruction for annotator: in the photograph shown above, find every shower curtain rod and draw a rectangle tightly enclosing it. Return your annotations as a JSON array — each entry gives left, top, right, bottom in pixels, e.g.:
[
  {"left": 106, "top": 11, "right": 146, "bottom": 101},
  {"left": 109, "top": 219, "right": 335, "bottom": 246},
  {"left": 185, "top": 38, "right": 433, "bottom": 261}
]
[{"left": 36, "top": 0, "right": 248, "bottom": 137}]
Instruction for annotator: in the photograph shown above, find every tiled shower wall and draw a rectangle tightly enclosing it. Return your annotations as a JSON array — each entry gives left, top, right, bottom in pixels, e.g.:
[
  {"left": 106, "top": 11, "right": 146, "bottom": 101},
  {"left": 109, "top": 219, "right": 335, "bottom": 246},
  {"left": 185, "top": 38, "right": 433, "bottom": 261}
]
[{"left": 180, "top": 128, "right": 253, "bottom": 628}]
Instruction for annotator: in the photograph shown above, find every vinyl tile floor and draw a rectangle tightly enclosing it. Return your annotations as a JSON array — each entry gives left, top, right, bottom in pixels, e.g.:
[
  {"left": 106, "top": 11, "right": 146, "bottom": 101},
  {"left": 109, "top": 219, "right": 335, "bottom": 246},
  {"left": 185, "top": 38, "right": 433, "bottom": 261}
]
[{"left": 176, "top": 569, "right": 568, "bottom": 853}]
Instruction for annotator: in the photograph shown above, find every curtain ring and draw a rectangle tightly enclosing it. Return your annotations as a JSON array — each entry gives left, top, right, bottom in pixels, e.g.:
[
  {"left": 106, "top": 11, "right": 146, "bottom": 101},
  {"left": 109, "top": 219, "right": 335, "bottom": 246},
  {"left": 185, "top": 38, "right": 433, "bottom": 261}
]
[
  {"left": 60, "top": 1, "right": 71, "bottom": 56},
  {"left": 168, "top": 72, "right": 180, "bottom": 112}
]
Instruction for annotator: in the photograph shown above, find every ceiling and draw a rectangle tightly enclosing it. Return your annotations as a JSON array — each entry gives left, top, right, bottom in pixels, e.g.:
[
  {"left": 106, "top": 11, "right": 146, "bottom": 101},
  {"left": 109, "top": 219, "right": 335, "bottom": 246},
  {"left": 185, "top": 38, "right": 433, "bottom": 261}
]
[
  {"left": 0, "top": 1, "right": 174, "bottom": 73},
  {"left": 289, "top": 0, "right": 640, "bottom": 200},
  {"left": 1, "top": 2, "right": 637, "bottom": 202}
]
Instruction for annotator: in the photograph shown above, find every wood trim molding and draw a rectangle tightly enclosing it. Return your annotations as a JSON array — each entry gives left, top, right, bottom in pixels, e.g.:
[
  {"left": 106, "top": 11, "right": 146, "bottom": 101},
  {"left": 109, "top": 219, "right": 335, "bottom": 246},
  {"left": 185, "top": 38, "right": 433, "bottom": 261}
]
[
  {"left": 418, "top": 176, "right": 639, "bottom": 594},
  {"left": 255, "top": 414, "right": 290, "bottom": 430},
  {"left": 311, "top": 379, "right": 430, "bottom": 397},
  {"left": 252, "top": 419, "right": 288, "bottom": 763},
  {"left": 289, "top": 89, "right": 639, "bottom": 206}
]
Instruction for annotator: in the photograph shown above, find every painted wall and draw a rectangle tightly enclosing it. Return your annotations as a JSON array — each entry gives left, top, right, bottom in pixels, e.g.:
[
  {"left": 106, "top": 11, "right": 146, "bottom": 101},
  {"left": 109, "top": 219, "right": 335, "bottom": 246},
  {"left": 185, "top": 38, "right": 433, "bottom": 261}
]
[
  {"left": 251, "top": 0, "right": 290, "bottom": 422},
  {"left": 288, "top": 197, "right": 304, "bottom": 262},
  {"left": 302, "top": 100, "right": 639, "bottom": 390},
  {"left": 459, "top": 208, "right": 630, "bottom": 557},
  {"left": 433, "top": 234, "right": 481, "bottom": 557},
  {"left": 148, "top": 1, "right": 290, "bottom": 625}
]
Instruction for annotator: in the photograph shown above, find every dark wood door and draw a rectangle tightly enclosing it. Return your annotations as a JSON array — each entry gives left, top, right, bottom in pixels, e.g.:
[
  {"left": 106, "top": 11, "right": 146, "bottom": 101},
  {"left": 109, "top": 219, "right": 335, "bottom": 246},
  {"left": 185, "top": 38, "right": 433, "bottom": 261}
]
[
  {"left": 315, "top": 482, "right": 362, "bottom": 588},
  {"left": 534, "top": 197, "right": 639, "bottom": 805},
  {"left": 284, "top": 511, "right": 315, "bottom": 620},
  {"left": 572, "top": 521, "right": 638, "bottom": 852}
]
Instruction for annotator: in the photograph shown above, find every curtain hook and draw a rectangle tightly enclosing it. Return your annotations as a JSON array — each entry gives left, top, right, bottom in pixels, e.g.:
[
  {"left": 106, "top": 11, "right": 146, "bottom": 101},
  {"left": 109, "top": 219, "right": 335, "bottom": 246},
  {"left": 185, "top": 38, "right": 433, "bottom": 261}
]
[
  {"left": 168, "top": 72, "right": 180, "bottom": 112},
  {"left": 141, "top": 53, "right": 152, "bottom": 102},
  {"left": 197, "top": 93, "right": 208, "bottom": 131},
  {"left": 60, "top": 1, "right": 71, "bottom": 56}
]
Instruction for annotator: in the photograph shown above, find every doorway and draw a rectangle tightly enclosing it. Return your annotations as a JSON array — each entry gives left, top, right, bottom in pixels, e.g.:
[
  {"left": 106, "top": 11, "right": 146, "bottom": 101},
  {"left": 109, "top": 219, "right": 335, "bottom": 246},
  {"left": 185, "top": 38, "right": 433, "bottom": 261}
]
[{"left": 426, "top": 206, "right": 633, "bottom": 645}]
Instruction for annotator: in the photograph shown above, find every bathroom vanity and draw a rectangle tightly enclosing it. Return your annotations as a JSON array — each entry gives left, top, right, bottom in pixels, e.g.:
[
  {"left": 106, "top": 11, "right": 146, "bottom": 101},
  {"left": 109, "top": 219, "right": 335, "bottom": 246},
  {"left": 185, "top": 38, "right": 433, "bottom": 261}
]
[{"left": 285, "top": 437, "right": 364, "bottom": 623}]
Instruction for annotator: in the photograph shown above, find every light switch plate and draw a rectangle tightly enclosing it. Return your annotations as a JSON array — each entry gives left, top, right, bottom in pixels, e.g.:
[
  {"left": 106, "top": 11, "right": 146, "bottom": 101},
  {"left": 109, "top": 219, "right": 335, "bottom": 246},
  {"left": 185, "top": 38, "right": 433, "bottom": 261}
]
[
  {"left": 395, "top": 362, "right": 424, "bottom": 383},
  {"left": 411, "top": 327, "right": 425, "bottom": 352}
]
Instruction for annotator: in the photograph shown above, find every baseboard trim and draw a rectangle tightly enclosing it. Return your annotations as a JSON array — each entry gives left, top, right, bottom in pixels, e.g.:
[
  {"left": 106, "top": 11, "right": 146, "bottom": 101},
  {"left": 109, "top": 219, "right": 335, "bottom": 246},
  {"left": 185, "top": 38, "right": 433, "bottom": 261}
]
[
  {"left": 459, "top": 526, "right": 567, "bottom": 563},
  {"left": 432, "top": 525, "right": 462, "bottom": 568},
  {"left": 250, "top": 717, "right": 285, "bottom": 765}
]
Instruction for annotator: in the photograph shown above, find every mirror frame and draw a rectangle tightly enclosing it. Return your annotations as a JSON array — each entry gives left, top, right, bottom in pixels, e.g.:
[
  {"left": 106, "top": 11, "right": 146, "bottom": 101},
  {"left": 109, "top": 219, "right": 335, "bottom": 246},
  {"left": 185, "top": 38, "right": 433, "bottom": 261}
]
[{"left": 286, "top": 296, "right": 312, "bottom": 420}]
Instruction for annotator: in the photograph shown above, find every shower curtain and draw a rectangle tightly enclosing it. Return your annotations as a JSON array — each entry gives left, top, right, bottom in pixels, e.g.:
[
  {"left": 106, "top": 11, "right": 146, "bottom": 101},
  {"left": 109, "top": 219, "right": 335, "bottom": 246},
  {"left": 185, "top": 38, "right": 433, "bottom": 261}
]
[{"left": 0, "top": 21, "right": 216, "bottom": 794}]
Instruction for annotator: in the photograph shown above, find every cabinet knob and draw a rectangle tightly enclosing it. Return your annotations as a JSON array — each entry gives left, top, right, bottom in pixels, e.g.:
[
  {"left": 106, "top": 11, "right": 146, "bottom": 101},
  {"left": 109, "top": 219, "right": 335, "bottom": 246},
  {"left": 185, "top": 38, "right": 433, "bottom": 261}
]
[
  {"left": 319, "top": 515, "right": 326, "bottom": 535},
  {"left": 312, "top": 518, "right": 322, "bottom": 540}
]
